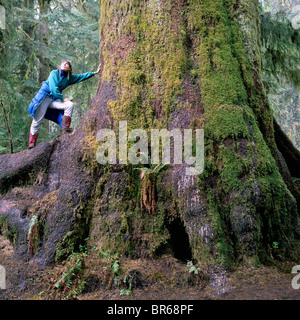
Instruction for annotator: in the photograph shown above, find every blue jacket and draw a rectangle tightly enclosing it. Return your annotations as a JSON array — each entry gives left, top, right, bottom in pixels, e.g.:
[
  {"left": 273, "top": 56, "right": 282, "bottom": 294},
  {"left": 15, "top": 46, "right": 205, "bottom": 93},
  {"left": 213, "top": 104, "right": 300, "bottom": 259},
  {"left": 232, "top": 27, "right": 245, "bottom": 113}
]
[{"left": 27, "top": 69, "right": 95, "bottom": 127}]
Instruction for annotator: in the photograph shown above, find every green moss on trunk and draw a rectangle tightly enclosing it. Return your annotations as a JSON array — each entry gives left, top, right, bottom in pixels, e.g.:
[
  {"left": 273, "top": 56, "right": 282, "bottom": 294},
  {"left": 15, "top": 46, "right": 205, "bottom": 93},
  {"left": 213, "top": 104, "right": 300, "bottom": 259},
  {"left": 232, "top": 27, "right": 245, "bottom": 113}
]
[{"left": 187, "top": 0, "right": 298, "bottom": 265}]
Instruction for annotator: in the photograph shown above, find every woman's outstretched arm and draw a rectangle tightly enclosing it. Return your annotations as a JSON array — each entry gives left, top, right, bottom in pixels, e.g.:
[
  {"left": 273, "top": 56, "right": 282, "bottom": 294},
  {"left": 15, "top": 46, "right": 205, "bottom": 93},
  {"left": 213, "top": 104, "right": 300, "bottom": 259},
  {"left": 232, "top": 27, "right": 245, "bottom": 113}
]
[{"left": 68, "top": 63, "right": 101, "bottom": 85}]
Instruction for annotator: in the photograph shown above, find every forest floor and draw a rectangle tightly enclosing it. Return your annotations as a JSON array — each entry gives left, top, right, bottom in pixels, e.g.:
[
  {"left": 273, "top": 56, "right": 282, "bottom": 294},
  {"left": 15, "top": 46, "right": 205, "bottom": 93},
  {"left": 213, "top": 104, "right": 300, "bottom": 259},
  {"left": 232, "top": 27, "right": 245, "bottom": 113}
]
[{"left": 0, "top": 235, "right": 299, "bottom": 301}]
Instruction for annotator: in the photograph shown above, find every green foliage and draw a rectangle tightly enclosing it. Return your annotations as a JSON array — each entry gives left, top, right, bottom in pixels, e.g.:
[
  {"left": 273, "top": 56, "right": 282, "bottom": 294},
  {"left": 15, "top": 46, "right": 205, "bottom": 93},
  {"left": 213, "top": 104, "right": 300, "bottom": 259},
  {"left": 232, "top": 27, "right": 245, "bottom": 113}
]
[
  {"left": 260, "top": 11, "right": 300, "bottom": 90},
  {"left": 260, "top": 6, "right": 300, "bottom": 149},
  {"left": 99, "top": 249, "right": 122, "bottom": 275},
  {"left": 0, "top": 0, "right": 37, "bottom": 154},
  {"left": 187, "top": 260, "right": 200, "bottom": 275},
  {"left": 134, "top": 151, "right": 168, "bottom": 179},
  {"left": 53, "top": 245, "right": 87, "bottom": 300},
  {"left": 272, "top": 241, "right": 279, "bottom": 249},
  {"left": 0, "top": 216, "right": 18, "bottom": 245}
]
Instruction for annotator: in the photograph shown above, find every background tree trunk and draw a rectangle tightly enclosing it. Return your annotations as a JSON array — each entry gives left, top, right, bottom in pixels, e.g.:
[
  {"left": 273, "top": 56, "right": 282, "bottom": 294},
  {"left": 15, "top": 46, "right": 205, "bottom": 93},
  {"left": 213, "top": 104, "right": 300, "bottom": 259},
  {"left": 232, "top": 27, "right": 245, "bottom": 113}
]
[
  {"left": 0, "top": 0, "right": 299, "bottom": 268},
  {"left": 38, "top": 0, "right": 50, "bottom": 82},
  {"left": 20, "top": 0, "right": 35, "bottom": 79}
]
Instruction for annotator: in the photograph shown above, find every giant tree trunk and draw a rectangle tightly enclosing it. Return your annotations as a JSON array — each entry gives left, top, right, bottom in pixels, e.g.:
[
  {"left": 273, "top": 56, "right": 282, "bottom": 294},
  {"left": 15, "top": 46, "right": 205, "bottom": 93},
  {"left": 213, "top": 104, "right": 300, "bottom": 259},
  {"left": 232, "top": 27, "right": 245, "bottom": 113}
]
[{"left": 0, "top": 0, "right": 299, "bottom": 268}]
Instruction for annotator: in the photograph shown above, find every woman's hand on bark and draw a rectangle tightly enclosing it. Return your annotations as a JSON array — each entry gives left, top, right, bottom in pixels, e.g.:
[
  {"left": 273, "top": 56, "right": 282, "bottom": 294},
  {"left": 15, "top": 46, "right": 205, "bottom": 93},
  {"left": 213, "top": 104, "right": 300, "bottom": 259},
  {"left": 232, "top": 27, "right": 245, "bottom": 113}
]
[{"left": 94, "top": 63, "right": 101, "bottom": 74}]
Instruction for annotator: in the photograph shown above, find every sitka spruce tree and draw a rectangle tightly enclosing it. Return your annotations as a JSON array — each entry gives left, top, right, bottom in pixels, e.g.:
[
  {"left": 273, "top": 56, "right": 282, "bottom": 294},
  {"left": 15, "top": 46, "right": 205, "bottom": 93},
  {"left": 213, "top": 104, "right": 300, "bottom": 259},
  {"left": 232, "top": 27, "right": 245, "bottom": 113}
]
[{"left": 0, "top": 0, "right": 299, "bottom": 269}]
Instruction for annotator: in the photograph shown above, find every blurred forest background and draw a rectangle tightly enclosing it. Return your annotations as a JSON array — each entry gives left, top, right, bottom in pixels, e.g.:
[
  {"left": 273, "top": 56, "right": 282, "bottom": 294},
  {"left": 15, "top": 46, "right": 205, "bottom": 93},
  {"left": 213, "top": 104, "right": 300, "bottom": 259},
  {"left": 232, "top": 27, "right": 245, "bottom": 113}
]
[{"left": 0, "top": 0, "right": 299, "bottom": 154}]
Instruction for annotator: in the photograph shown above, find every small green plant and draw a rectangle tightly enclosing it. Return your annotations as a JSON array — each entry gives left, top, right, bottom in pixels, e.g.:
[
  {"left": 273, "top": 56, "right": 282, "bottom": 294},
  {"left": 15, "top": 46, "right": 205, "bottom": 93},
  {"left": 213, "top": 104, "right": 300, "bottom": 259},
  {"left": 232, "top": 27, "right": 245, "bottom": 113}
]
[
  {"left": 272, "top": 241, "right": 279, "bottom": 249},
  {"left": 151, "top": 239, "right": 168, "bottom": 253},
  {"left": 120, "top": 273, "right": 134, "bottom": 296},
  {"left": 134, "top": 152, "right": 168, "bottom": 215},
  {"left": 187, "top": 260, "right": 200, "bottom": 275},
  {"left": 134, "top": 152, "right": 168, "bottom": 179},
  {"left": 120, "top": 288, "right": 131, "bottom": 296},
  {"left": 111, "top": 260, "right": 120, "bottom": 275},
  {"left": 101, "top": 251, "right": 121, "bottom": 276},
  {"left": 180, "top": 276, "right": 189, "bottom": 283},
  {"left": 53, "top": 246, "right": 87, "bottom": 300},
  {"left": 99, "top": 250, "right": 124, "bottom": 287}
]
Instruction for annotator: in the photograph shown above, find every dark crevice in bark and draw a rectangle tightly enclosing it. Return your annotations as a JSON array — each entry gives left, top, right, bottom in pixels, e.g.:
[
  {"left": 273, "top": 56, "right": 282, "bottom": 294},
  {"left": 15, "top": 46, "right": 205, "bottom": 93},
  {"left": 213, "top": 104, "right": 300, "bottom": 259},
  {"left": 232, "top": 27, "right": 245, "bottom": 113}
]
[
  {"left": 166, "top": 217, "right": 193, "bottom": 262},
  {"left": 273, "top": 117, "right": 300, "bottom": 213},
  {"left": 273, "top": 117, "right": 300, "bottom": 178}
]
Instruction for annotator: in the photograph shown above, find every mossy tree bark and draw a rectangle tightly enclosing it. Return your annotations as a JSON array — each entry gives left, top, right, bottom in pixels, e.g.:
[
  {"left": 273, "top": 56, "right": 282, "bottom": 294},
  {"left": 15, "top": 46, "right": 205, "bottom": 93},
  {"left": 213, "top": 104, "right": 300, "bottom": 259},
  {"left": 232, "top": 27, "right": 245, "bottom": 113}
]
[{"left": 0, "top": 0, "right": 299, "bottom": 268}]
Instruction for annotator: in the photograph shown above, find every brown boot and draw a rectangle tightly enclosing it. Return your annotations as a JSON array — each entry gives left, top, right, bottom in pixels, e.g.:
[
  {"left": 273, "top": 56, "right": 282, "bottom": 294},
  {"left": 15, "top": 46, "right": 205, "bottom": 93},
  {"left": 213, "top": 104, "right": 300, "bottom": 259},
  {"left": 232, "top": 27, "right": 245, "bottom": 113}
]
[
  {"left": 28, "top": 133, "right": 38, "bottom": 149},
  {"left": 62, "top": 115, "right": 73, "bottom": 134}
]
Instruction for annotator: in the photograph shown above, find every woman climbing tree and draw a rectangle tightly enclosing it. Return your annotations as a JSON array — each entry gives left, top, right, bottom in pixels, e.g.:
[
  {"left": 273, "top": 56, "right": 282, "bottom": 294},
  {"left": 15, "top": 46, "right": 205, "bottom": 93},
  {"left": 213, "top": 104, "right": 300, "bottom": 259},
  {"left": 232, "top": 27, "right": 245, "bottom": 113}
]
[{"left": 27, "top": 59, "right": 101, "bottom": 149}]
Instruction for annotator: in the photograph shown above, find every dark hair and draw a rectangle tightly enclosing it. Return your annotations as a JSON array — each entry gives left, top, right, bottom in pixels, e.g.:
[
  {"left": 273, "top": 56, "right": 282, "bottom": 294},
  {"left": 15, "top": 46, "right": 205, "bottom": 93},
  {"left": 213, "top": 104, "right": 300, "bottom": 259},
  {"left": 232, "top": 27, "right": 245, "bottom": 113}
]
[{"left": 58, "top": 59, "right": 73, "bottom": 74}]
